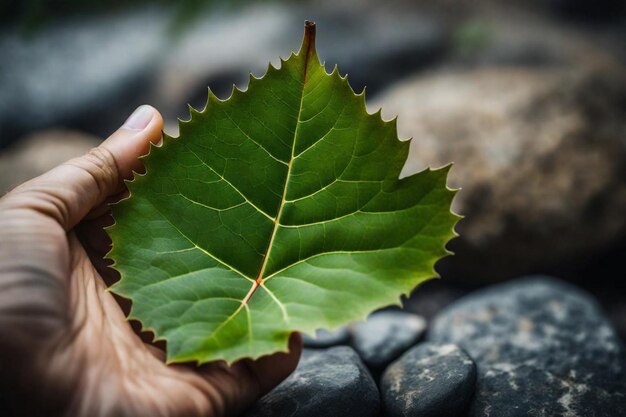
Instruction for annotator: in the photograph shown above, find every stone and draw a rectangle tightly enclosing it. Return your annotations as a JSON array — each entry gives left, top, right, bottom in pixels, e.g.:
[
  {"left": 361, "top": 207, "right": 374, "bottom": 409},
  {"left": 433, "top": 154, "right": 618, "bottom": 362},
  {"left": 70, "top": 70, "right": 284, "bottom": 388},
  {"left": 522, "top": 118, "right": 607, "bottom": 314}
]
[
  {"left": 0, "top": 9, "right": 167, "bottom": 147},
  {"left": 381, "top": 343, "right": 476, "bottom": 417},
  {"left": 302, "top": 327, "right": 350, "bottom": 348},
  {"left": 156, "top": 3, "right": 447, "bottom": 122},
  {"left": 244, "top": 346, "right": 379, "bottom": 417},
  {"left": 374, "top": 66, "right": 626, "bottom": 283},
  {"left": 0, "top": 129, "right": 100, "bottom": 195},
  {"left": 1, "top": 4, "right": 447, "bottom": 147},
  {"left": 352, "top": 311, "right": 426, "bottom": 374},
  {"left": 429, "top": 276, "right": 626, "bottom": 417}
]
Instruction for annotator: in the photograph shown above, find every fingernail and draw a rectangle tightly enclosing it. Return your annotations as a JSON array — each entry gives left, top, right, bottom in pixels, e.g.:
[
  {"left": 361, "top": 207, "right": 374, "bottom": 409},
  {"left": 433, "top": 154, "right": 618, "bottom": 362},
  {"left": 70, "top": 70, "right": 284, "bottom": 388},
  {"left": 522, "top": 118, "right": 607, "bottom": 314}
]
[{"left": 123, "top": 105, "right": 154, "bottom": 130}]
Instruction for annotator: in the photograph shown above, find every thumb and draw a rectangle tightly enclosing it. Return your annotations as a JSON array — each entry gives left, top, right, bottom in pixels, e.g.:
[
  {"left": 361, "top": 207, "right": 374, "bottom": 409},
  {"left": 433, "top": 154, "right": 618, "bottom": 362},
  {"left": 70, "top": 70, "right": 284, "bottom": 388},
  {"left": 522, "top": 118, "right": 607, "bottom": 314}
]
[{"left": 2, "top": 105, "right": 163, "bottom": 230}]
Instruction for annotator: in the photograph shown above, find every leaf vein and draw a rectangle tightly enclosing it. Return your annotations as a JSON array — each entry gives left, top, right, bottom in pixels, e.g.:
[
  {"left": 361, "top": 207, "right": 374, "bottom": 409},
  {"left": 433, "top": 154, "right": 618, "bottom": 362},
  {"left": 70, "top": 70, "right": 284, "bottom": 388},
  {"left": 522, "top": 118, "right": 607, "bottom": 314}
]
[
  {"left": 183, "top": 143, "right": 276, "bottom": 221},
  {"left": 146, "top": 197, "right": 255, "bottom": 281},
  {"left": 222, "top": 110, "right": 289, "bottom": 166}
]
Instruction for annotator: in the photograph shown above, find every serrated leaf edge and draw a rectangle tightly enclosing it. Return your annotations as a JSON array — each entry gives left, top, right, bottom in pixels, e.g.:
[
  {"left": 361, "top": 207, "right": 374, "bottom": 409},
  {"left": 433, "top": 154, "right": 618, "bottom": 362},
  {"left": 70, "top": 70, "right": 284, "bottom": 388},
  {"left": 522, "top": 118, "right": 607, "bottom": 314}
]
[{"left": 105, "top": 21, "right": 461, "bottom": 365}]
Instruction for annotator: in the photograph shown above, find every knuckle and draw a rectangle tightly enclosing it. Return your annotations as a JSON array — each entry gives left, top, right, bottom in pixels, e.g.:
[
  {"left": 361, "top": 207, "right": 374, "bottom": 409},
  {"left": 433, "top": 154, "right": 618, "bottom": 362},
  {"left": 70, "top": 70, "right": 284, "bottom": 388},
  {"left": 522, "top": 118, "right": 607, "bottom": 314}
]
[{"left": 78, "top": 147, "right": 120, "bottom": 195}]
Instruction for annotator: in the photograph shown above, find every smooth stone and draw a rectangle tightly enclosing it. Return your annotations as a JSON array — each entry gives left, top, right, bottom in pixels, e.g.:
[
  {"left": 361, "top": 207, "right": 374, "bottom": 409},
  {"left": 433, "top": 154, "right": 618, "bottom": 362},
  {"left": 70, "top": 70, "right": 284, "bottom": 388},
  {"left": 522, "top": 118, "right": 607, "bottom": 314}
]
[
  {"left": 429, "top": 276, "right": 626, "bottom": 417},
  {"left": 0, "top": 9, "right": 167, "bottom": 147},
  {"left": 381, "top": 343, "right": 476, "bottom": 417},
  {"left": 374, "top": 65, "right": 626, "bottom": 283},
  {"left": 352, "top": 311, "right": 426, "bottom": 373},
  {"left": 1, "top": 3, "right": 447, "bottom": 146},
  {"left": 159, "top": 4, "right": 447, "bottom": 135},
  {"left": 244, "top": 346, "right": 379, "bottom": 417},
  {"left": 303, "top": 327, "right": 350, "bottom": 348}
]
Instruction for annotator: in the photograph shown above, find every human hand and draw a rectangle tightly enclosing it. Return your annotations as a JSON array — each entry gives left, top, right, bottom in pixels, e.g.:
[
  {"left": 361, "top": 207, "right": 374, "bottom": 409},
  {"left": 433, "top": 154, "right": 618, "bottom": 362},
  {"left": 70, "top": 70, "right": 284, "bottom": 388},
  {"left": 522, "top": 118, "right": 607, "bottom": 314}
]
[{"left": 0, "top": 106, "right": 302, "bottom": 417}]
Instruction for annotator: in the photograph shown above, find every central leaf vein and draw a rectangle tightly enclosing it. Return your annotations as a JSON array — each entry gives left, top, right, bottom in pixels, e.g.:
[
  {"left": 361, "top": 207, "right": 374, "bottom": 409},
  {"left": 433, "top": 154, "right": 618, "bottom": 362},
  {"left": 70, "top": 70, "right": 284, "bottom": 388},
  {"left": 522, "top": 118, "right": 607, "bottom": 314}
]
[{"left": 255, "top": 41, "right": 315, "bottom": 286}]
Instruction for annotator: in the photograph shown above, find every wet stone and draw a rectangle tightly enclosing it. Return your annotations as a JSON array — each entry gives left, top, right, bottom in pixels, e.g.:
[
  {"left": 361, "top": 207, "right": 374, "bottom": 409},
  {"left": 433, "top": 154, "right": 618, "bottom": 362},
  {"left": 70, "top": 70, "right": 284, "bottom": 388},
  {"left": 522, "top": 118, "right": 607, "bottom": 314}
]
[
  {"left": 244, "top": 346, "right": 379, "bottom": 417},
  {"left": 302, "top": 327, "right": 350, "bottom": 349},
  {"left": 352, "top": 311, "right": 427, "bottom": 374},
  {"left": 381, "top": 343, "right": 476, "bottom": 417},
  {"left": 429, "top": 276, "right": 626, "bottom": 417}
]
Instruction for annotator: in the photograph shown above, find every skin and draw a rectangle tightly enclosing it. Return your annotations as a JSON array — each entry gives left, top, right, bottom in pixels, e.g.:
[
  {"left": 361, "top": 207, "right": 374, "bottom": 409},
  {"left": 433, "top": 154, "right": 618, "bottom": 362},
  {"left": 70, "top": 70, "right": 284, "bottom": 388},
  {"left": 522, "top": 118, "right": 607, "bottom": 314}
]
[{"left": 0, "top": 105, "right": 302, "bottom": 417}]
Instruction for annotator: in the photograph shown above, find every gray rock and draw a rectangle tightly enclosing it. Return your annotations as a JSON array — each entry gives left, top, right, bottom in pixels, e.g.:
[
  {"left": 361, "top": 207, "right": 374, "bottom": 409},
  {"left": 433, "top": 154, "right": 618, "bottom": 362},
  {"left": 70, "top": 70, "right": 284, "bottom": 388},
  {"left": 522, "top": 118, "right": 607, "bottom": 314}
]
[
  {"left": 429, "top": 276, "right": 626, "bottom": 417},
  {"left": 1, "top": 3, "right": 447, "bottom": 146},
  {"left": 0, "top": 9, "right": 168, "bottom": 147},
  {"left": 352, "top": 311, "right": 427, "bottom": 374},
  {"left": 375, "top": 66, "right": 626, "bottom": 283},
  {"left": 245, "top": 346, "right": 379, "bottom": 417},
  {"left": 381, "top": 343, "right": 476, "bottom": 417},
  {"left": 303, "top": 327, "right": 350, "bottom": 348},
  {"left": 156, "top": 3, "right": 447, "bottom": 125}
]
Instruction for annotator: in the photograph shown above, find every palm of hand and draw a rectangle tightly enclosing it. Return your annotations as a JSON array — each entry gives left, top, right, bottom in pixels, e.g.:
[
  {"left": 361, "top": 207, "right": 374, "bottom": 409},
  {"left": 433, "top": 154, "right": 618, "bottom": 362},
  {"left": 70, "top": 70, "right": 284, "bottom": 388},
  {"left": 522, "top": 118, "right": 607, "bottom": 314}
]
[{"left": 0, "top": 107, "right": 300, "bottom": 417}]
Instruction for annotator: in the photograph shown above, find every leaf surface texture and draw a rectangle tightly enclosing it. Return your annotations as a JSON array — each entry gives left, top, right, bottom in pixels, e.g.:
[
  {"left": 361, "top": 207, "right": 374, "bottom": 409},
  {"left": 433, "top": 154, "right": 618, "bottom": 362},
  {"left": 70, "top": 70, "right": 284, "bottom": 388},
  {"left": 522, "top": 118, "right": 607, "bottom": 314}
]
[{"left": 108, "top": 23, "right": 458, "bottom": 364}]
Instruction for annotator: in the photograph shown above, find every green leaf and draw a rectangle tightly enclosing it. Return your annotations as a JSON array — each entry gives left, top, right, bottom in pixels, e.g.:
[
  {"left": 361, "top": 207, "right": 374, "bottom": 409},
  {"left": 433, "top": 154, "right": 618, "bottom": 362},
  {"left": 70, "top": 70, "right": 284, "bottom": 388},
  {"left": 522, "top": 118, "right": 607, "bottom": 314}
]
[{"left": 107, "top": 21, "right": 459, "bottom": 365}]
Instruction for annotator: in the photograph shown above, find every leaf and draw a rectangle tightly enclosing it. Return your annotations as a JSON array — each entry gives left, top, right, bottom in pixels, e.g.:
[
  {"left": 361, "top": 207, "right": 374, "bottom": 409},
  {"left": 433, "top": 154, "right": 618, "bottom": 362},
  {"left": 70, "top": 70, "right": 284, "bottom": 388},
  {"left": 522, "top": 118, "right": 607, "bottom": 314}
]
[{"left": 107, "top": 21, "right": 459, "bottom": 365}]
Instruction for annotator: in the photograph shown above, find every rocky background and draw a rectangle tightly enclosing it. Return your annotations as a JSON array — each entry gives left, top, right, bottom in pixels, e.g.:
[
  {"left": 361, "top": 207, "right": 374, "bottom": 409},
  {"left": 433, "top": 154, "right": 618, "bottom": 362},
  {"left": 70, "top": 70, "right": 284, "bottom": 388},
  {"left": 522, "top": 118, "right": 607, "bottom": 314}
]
[
  {"left": 1, "top": 0, "right": 625, "bottom": 416},
  {"left": 249, "top": 277, "right": 625, "bottom": 417}
]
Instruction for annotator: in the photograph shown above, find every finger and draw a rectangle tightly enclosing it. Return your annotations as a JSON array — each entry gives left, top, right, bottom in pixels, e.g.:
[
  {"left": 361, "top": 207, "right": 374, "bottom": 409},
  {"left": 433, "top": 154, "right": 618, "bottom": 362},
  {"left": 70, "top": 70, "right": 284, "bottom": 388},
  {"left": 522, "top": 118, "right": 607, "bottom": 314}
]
[{"left": 0, "top": 105, "right": 163, "bottom": 230}]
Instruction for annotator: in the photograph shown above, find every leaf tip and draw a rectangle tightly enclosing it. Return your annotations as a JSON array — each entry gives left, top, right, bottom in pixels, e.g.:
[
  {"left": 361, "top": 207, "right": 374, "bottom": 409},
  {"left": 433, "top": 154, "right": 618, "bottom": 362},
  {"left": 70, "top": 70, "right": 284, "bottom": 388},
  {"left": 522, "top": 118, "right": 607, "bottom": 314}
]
[
  {"left": 300, "top": 20, "right": 316, "bottom": 51},
  {"left": 298, "top": 20, "right": 318, "bottom": 64}
]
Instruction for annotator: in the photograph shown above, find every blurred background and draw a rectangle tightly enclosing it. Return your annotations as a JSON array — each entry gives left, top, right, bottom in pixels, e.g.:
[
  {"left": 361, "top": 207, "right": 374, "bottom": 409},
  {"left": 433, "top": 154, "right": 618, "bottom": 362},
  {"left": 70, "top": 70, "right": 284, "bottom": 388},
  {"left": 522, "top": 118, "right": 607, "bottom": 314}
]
[{"left": 1, "top": 0, "right": 625, "bottom": 339}]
